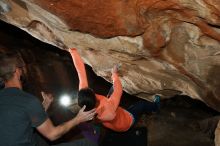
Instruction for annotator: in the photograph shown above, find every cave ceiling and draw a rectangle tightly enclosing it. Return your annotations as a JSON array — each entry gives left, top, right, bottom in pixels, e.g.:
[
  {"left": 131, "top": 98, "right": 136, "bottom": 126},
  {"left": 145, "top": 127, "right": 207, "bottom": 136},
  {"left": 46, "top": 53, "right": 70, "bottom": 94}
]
[{"left": 0, "top": 0, "right": 220, "bottom": 111}]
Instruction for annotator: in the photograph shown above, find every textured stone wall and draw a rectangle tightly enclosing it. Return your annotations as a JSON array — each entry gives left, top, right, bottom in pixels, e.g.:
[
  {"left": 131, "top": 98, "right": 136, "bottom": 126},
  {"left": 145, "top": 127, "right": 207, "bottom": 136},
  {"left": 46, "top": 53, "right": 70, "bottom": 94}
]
[{"left": 0, "top": 0, "right": 220, "bottom": 113}]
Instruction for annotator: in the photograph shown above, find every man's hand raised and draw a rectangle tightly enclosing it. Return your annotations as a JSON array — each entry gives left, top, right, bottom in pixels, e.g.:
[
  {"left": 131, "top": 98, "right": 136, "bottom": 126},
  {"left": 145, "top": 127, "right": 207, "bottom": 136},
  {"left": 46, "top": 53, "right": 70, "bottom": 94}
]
[
  {"left": 41, "top": 91, "right": 54, "bottom": 111},
  {"left": 74, "top": 105, "right": 96, "bottom": 124}
]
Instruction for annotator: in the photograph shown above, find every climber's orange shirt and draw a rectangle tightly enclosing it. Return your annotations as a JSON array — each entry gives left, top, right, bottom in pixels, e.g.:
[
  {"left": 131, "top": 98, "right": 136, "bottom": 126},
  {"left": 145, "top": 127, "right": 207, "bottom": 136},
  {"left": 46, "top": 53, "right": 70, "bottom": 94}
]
[
  {"left": 95, "top": 92, "right": 133, "bottom": 132},
  {"left": 69, "top": 48, "right": 133, "bottom": 132}
]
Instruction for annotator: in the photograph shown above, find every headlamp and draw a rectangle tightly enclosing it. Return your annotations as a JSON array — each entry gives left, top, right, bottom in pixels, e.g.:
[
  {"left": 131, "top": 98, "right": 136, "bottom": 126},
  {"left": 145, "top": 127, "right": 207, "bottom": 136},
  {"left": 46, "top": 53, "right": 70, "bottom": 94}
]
[{"left": 59, "top": 94, "right": 72, "bottom": 107}]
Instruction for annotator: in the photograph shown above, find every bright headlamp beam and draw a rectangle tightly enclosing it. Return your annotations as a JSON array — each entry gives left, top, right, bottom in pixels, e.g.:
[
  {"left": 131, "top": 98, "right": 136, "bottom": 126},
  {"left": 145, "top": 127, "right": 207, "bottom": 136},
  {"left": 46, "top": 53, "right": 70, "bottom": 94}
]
[{"left": 59, "top": 95, "right": 71, "bottom": 107}]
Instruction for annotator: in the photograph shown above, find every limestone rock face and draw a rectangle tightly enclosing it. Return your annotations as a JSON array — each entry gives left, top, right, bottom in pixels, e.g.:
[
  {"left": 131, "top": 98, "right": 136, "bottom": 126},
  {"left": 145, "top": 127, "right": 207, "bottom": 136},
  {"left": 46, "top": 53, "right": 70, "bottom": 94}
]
[{"left": 0, "top": 0, "right": 220, "bottom": 111}]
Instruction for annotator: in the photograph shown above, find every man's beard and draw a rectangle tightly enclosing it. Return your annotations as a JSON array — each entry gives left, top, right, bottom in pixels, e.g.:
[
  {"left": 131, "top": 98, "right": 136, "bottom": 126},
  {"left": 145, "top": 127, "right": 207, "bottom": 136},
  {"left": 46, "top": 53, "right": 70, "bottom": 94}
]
[
  {"left": 0, "top": 79, "right": 5, "bottom": 89},
  {"left": 20, "top": 74, "right": 26, "bottom": 84},
  {"left": 19, "top": 72, "right": 28, "bottom": 90}
]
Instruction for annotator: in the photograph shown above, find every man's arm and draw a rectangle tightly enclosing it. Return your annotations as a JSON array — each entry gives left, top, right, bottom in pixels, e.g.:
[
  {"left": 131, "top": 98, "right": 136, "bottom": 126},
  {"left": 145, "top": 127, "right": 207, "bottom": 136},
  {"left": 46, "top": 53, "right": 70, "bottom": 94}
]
[
  {"left": 37, "top": 106, "right": 96, "bottom": 141},
  {"left": 108, "top": 66, "right": 123, "bottom": 111},
  {"left": 69, "top": 48, "right": 88, "bottom": 89}
]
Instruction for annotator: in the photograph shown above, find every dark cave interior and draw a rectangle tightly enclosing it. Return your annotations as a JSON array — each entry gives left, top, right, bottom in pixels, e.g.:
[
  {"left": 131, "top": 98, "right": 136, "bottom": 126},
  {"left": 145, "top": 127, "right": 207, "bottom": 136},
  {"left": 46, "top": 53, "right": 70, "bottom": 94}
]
[{"left": 0, "top": 20, "right": 219, "bottom": 146}]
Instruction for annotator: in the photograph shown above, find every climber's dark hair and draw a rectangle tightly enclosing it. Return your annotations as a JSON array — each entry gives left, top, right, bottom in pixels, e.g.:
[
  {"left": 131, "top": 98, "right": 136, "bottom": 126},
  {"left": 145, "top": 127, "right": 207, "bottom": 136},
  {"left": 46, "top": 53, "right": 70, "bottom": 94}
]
[{"left": 78, "top": 87, "right": 96, "bottom": 111}]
